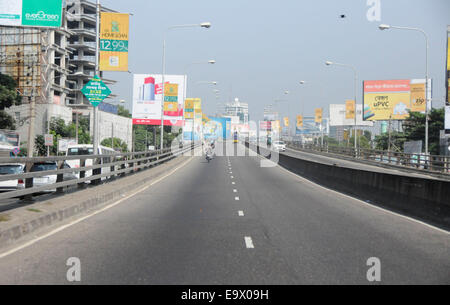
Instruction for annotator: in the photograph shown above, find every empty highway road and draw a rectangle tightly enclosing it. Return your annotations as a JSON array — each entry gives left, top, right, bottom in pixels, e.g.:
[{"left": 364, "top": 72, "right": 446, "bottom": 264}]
[{"left": 0, "top": 146, "right": 449, "bottom": 284}]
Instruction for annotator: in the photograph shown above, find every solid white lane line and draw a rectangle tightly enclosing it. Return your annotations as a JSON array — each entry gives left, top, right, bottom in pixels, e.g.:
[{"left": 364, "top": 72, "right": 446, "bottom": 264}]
[
  {"left": 245, "top": 237, "right": 254, "bottom": 249},
  {"left": 238, "top": 211, "right": 244, "bottom": 217},
  {"left": 0, "top": 157, "right": 195, "bottom": 259}
]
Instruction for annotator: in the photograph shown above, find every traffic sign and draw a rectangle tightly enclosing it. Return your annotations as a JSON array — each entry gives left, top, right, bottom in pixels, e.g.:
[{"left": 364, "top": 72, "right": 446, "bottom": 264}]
[
  {"left": 81, "top": 76, "right": 112, "bottom": 107},
  {"left": 44, "top": 134, "right": 54, "bottom": 146}
]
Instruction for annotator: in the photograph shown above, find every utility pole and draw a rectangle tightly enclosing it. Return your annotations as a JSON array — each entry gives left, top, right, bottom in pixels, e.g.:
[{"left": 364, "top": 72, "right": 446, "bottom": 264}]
[
  {"left": 111, "top": 122, "right": 114, "bottom": 151},
  {"left": 93, "top": 0, "right": 100, "bottom": 154},
  {"left": 75, "top": 112, "right": 79, "bottom": 144},
  {"left": 47, "top": 109, "right": 50, "bottom": 157},
  {"left": 27, "top": 64, "right": 36, "bottom": 157}
]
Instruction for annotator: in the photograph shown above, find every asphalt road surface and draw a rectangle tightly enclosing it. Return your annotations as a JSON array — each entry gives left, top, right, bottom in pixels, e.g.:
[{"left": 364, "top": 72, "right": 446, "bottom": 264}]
[{"left": 0, "top": 144, "right": 449, "bottom": 284}]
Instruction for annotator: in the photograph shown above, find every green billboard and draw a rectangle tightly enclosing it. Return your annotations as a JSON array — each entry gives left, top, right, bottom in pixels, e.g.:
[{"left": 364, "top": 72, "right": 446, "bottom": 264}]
[{"left": 0, "top": 0, "right": 63, "bottom": 28}]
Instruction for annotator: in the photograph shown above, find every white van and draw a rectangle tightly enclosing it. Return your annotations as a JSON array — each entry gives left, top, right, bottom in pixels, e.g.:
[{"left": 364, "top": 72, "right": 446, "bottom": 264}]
[{"left": 66, "top": 144, "right": 116, "bottom": 180}]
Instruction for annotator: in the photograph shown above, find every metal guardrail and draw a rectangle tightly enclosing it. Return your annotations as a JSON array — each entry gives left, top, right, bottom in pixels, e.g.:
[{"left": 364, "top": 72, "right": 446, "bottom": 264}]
[
  {"left": 287, "top": 143, "right": 450, "bottom": 175},
  {"left": 0, "top": 145, "right": 196, "bottom": 201}
]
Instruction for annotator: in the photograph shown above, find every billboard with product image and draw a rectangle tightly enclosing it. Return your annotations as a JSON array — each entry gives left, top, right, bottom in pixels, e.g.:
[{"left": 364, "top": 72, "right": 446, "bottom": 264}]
[
  {"left": 132, "top": 74, "right": 185, "bottom": 126},
  {"left": 363, "top": 79, "right": 431, "bottom": 121}
]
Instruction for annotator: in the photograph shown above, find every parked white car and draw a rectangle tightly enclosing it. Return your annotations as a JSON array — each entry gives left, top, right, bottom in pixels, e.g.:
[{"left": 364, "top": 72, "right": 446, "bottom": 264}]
[
  {"left": 65, "top": 144, "right": 115, "bottom": 180},
  {"left": 26, "top": 161, "right": 78, "bottom": 193},
  {"left": 273, "top": 141, "right": 287, "bottom": 152},
  {"left": 0, "top": 163, "right": 25, "bottom": 192}
]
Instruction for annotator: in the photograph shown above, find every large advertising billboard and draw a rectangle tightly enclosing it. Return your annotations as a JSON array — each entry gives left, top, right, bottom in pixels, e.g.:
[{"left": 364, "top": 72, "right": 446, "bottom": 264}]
[
  {"left": 296, "top": 117, "right": 329, "bottom": 135},
  {"left": 446, "top": 26, "right": 450, "bottom": 133},
  {"left": 132, "top": 74, "right": 185, "bottom": 126},
  {"left": 363, "top": 79, "right": 431, "bottom": 121},
  {"left": 329, "top": 104, "right": 373, "bottom": 127},
  {"left": 0, "top": 0, "right": 63, "bottom": 27},
  {"left": 100, "top": 12, "right": 129, "bottom": 72},
  {"left": 447, "top": 26, "right": 450, "bottom": 106}
]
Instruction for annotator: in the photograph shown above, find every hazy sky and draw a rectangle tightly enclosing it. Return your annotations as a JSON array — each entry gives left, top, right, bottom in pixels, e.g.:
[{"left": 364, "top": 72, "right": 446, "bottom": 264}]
[{"left": 100, "top": 0, "right": 450, "bottom": 121}]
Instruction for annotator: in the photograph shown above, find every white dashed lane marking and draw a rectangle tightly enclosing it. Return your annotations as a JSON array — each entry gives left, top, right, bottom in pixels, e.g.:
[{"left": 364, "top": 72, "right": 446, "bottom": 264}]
[
  {"left": 238, "top": 211, "right": 244, "bottom": 217},
  {"left": 245, "top": 237, "right": 254, "bottom": 249}
]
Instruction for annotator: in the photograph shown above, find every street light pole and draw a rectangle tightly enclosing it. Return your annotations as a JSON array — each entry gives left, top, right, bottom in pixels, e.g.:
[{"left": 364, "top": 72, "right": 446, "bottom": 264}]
[
  {"left": 93, "top": 0, "right": 100, "bottom": 155},
  {"left": 326, "top": 61, "right": 358, "bottom": 154},
  {"left": 379, "top": 24, "right": 430, "bottom": 155},
  {"left": 160, "top": 22, "right": 211, "bottom": 151}
]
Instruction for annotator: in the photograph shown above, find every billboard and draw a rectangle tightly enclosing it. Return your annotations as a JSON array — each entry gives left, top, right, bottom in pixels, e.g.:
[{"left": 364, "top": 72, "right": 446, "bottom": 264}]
[
  {"left": 0, "top": 0, "right": 63, "bottom": 28},
  {"left": 100, "top": 12, "right": 129, "bottom": 71},
  {"left": 446, "top": 26, "right": 450, "bottom": 132},
  {"left": 329, "top": 104, "right": 374, "bottom": 127},
  {"left": 132, "top": 74, "right": 185, "bottom": 126},
  {"left": 315, "top": 108, "right": 323, "bottom": 123},
  {"left": 346, "top": 100, "right": 355, "bottom": 119},
  {"left": 259, "top": 121, "right": 271, "bottom": 131},
  {"left": 296, "top": 117, "right": 329, "bottom": 135},
  {"left": 447, "top": 26, "right": 450, "bottom": 106},
  {"left": 363, "top": 79, "right": 431, "bottom": 121},
  {"left": 296, "top": 115, "right": 303, "bottom": 128}
]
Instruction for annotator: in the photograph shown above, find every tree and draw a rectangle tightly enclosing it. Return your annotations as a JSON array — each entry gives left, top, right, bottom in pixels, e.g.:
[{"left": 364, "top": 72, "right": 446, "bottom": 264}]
[
  {"left": 374, "top": 131, "right": 407, "bottom": 151},
  {"left": 133, "top": 125, "right": 182, "bottom": 152},
  {"left": 117, "top": 105, "right": 131, "bottom": 118},
  {"left": 374, "top": 109, "right": 444, "bottom": 155},
  {"left": 101, "top": 137, "right": 128, "bottom": 152},
  {"left": 0, "top": 73, "right": 22, "bottom": 130},
  {"left": 0, "top": 111, "right": 16, "bottom": 130},
  {"left": 402, "top": 109, "right": 444, "bottom": 155},
  {"left": 34, "top": 118, "right": 92, "bottom": 156}
]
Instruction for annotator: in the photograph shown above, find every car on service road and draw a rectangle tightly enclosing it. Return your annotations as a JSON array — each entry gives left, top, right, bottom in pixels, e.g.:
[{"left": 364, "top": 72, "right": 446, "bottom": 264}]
[
  {"left": 0, "top": 163, "right": 25, "bottom": 192},
  {"left": 25, "top": 161, "right": 78, "bottom": 194}
]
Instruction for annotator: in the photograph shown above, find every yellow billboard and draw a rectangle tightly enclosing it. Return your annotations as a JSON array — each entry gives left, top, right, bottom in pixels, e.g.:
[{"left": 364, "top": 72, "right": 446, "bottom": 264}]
[
  {"left": 272, "top": 120, "right": 280, "bottom": 132},
  {"left": 363, "top": 79, "right": 429, "bottom": 121},
  {"left": 184, "top": 112, "right": 194, "bottom": 119},
  {"left": 164, "top": 102, "right": 178, "bottom": 112},
  {"left": 447, "top": 29, "right": 450, "bottom": 105},
  {"left": 164, "top": 84, "right": 178, "bottom": 97},
  {"left": 100, "top": 13, "right": 129, "bottom": 71},
  {"left": 345, "top": 100, "right": 355, "bottom": 119},
  {"left": 410, "top": 83, "right": 426, "bottom": 113},
  {"left": 315, "top": 108, "right": 323, "bottom": 123},
  {"left": 283, "top": 117, "right": 289, "bottom": 127},
  {"left": 364, "top": 92, "right": 411, "bottom": 121},
  {"left": 296, "top": 115, "right": 303, "bottom": 128},
  {"left": 184, "top": 98, "right": 195, "bottom": 111}
]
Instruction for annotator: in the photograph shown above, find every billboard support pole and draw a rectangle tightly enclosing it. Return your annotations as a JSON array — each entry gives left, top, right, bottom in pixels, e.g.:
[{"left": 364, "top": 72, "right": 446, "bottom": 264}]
[
  {"left": 379, "top": 25, "right": 430, "bottom": 155},
  {"left": 93, "top": 0, "right": 100, "bottom": 155}
]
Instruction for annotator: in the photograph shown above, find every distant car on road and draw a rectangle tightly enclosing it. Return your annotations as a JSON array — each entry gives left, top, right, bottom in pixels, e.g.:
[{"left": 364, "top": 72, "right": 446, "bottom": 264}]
[
  {"left": 0, "top": 163, "right": 25, "bottom": 192},
  {"left": 273, "top": 141, "right": 286, "bottom": 152}
]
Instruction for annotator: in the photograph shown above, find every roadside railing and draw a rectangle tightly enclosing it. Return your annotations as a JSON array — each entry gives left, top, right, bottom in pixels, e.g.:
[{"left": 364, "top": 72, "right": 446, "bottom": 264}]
[
  {"left": 0, "top": 145, "right": 195, "bottom": 201},
  {"left": 287, "top": 142, "right": 450, "bottom": 175}
]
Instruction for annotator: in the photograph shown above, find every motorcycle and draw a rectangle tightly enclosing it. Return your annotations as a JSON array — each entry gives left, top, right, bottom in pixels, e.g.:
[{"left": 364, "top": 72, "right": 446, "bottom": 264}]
[{"left": 206, "top": 151, "right": 214, "bottom": 163}]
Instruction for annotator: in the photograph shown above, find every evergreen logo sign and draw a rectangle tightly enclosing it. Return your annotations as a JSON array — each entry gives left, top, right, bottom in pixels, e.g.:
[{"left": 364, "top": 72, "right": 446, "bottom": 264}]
[{"left": 0, "top": 0, "right": 63, "bottom": 27}]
